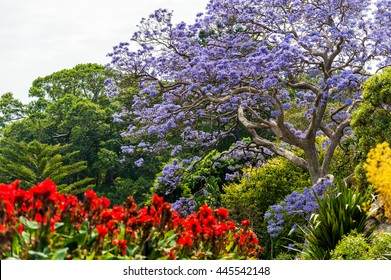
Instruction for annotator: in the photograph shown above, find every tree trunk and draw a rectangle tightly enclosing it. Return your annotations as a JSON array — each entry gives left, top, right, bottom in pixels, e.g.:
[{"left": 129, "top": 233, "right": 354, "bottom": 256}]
[{"left": 304, "top": 147, "right": 323, "bottom": 184}]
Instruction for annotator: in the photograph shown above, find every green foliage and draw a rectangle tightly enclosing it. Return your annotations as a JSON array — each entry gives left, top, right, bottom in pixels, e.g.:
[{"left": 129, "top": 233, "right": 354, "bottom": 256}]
[
  {"left": 98, "top": 176, "right": 152, "bottom": 206},
  {"left": 0, "top": 93, "right": 26, "bottom": 134},
  {"left": 0, "top": 138, "right": 93, "bottom": 193},
  {"left": 1, "top": 64, "right": 169, "bottom": 204},
  {"left": 273, "top": 252, "right": 296, "bottom": 260},
  {"left": 370, "top": 232, "right": 391, "bottom": 260},
  {"left": 222, "top": 156, "right": 310, "bottom": 237},
  {"left": 29, "top": 63, "right": 112, "bottom": 103},
  {"left": 330, "top": 230, "right": 391, "bottom": 260},
  {"left": 300, "top": 184, "right": 372, "bottom": 260},
  {"left": 330, "top": 230, "right": 372, "bottom": 260},
  {"left": 351, "top": 67, "right": 391, "bottom": 185}
]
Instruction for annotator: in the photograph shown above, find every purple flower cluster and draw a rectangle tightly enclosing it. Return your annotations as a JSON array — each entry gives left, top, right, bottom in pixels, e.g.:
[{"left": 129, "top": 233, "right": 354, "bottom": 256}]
[
  {"left": 264, "top": 178, "right": 334, "bottom": 238},
  {"left": 171, "top": 196, "right": 197, "bottom": 217},
  {"left": 156, "top": 159, "right": 186, "bottom": 195}
]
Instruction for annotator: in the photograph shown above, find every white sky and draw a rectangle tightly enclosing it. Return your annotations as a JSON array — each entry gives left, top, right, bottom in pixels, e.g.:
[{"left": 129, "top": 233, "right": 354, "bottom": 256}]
[{"left": 0, "top": 0, "right": 209, "bottom": 103}]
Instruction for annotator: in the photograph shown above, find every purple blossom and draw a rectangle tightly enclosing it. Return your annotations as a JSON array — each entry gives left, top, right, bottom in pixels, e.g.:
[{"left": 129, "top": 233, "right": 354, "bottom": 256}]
[
  {"left": 134, "top": 158, "right": 144, "bottom": 167},
  {"left": 264, "top": 177, "right": 335, "bottom": 238}
]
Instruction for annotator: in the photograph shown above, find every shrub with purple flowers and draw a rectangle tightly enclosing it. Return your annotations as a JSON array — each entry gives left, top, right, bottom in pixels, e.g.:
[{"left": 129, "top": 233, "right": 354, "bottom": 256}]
[{"left": 263, "top": 177, "right": 334, "bottom": 257}]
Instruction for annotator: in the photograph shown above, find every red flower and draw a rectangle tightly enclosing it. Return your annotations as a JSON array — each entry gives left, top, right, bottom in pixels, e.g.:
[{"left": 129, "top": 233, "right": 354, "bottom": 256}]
[
  {"left": 241, "top": 219, "right": 251, "bottom": 227},
  {"left": 35, "top": 200, "right": 43, "bottom": 210},
  {"left": 18, "top": 224, "right": 24, "bottom": 234},
  {"left": 199, "top": 204, "right": 213, "bottom": 219},
  {"left": 227, "top": 220, "right": 236, "bottom": 230},
  {"left": 169, "top": 250, "right": 176, "bottom": 260},
  {"left": 178, "top": 231, "right": 194, "bottom": 246},
  {"left": 152, "top": 194, "right": 163, "bottom": 208},
  {"left": 239, "top": 233, "right": 246, "bottom": 246},
  {"left": 247, "top": 231, "right": 259, "bottom": 245},
  {"left": 34, "top": 213, "right": 43, "bottom": 223},
  {"left": 97, "top": 224, "right": 108, "bottom": 239},
  {"left": 100, "top": 197, "right": 110, "bottom": 209},
  {"left": 203, "top": 226, "right": 213, "bottom": 239},
  {"left": 85, "top": 189, "right": 97, "bottom": 200},
  {"left": 107, "top": 220, "right": 116, "bottom": 231},
  {"left": 213, "top": 222, "right": 229, "bottom": 236},
  {"left": 183, "top": 216, "right": 202, "bottom": 235},
  {"left": 111, "top": 206, "right": 125, "bottom": 221},
  {"left": 30, "top": 179, "right": 56, "bottom": 197},
  {"left": 112, "top": 239, "right": 127, "bottom": 255},
  {"left": 215, "top": 208, "right": 229, "bottom": 220}
]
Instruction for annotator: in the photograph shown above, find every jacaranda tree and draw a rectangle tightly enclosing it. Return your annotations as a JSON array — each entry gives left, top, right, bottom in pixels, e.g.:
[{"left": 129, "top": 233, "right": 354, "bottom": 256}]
[{"left": 106, "top": 0, "right": 391, "bottom": 184}]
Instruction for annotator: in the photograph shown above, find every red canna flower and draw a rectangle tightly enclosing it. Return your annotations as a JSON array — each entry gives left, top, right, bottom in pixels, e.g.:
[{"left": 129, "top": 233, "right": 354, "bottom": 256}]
[
  {"left": 35, "top": 200, "right": 43, "bottom": 210},
  {"left": 18, "top": 224, "right": 24, "bottom": 234},
  {"left": 227, "top": 220, "right": 236, "bottom": 230},
  {"left": 85, "top": 189, "right": 97, "bottom": 200},
  {"left": 107, "top": 220, "right": 116, "bottom": 231},
  {"left": 241, "top": 219, "right": 251, "bottom": 227},
  {"left": 215, "top": 208, "right": 229, "bottom": 220},
  {"left": 199, "top": 204, "right": 213, "bottom": 219},
  {"left": 169, "top": 250, "right": 176, "bottom": 260},
  {"left": 30, "top": 179, "right": 57, "bottom": 198},
  {"left": 178, "top": 231, "right": 194, "bottom": 246},
  {"left": 112, "top": 239, "right": 127, "bottom": 255},
  {"left": 203, "top": 226, "right": 213, "bottom": 239},
  {"left": 213, "top": 222, "right": 229, "bottom": 236},
  {"left": 152, "top": 194, "right": 163, "bottom": 209},
  {"left": 100, "top": 197, "right": 110, "bottom": 209},
  {"left": 34, "top": 213, "right": 43, "bottom": 223},
  {"left": 97, "top": 224, "right": 109, "bottom": 239}
]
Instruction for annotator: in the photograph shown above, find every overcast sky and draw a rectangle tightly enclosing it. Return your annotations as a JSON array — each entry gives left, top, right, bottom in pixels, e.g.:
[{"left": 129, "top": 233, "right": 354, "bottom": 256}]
[{"left": 0, "top": 0, "right": 209, "bottom": 103}]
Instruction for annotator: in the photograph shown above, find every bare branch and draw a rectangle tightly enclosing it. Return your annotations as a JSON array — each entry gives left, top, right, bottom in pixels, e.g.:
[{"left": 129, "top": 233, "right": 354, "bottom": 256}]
[
  {"left": 248, "top": 128, "right": 308, "bottom": 171},
  {"left": 286, "top": 81, "right": 321, "bottom": 93}
]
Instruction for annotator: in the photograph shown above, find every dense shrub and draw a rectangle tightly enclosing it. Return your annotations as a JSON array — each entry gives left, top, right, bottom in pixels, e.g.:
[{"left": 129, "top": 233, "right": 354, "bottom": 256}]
[
  {"left": 370, "top": 232, "right": 391, "bottom": 260},
  {"left": 222, "top": 156, "right": 309, "bottom": 258},
  {"left": 364, "top": 142, "right": 391, "bottom": 220},
  {"left": 0, "top": 179, "right": 263, "bottom": 260},
  {"left": 330, "top": 230, "right": 372, "bottom": 260},
  {"left": 331, "top": 230, "right": 391, "bottom": 260}
]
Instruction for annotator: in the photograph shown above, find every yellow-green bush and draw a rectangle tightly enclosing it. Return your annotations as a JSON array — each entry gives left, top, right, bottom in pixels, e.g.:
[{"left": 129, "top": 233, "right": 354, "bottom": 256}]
[
  {"left": 330, "top": 230, "right": 372, "bottom": 260},
  {"left": 222, "top": 156, "right": 310, "bottom": 236},
  {"left": 364, "top": 142, "right": 391, "bottom": 219},
  {"left": 331, "top": 230, "right": 391, "bottom": 260}
]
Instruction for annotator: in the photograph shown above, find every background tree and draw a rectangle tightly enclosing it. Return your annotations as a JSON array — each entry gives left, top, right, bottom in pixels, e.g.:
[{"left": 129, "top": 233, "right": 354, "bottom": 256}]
[
  {"left": 0, "top": 138, "right": 92, "bottom": 193},
  {"left": 0, "top": 93, "right": 26, "bottom": 134},
  {"left": 1, "top": 64, "right": 166, "bottom": 204},
  {"left": 107, "top": 0, "right": 391, "bottom": 184},
  {"left": 29, "top": 63, "right": 112, "bottom": 103}
]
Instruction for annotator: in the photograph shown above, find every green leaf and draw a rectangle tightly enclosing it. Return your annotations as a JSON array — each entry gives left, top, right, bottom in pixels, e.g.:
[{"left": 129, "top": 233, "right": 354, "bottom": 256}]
[
  {"left": 54, "top": 222, "right": 64, "bottom": 230},
  {"left": 225, "top": 241, "right": 235, "bottom": 252},
  {"left": 28, "top": 250, "right": 48, "bottom": 259},
  {"left": 19, "top": 216, "right": 39, "bottom": 230},
  {"left": 22, "top": 231, "right": 30, "bottom": 243},
  {"left": 80, "top": 220, "right": 88, "bottom": 234},
  {"left": 86, "top": 252, "right": 96, "bottom": 260},
  {"left": 52, "top": 248, "right": 68, "bottom": 260}
]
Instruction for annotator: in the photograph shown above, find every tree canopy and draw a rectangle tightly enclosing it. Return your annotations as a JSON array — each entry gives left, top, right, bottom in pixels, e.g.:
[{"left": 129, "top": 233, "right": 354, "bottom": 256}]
[{"left": 106, "top": 0, "right": 391, "bottom": 183}]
